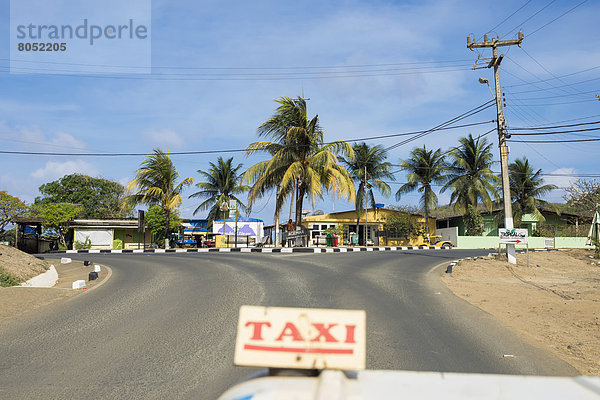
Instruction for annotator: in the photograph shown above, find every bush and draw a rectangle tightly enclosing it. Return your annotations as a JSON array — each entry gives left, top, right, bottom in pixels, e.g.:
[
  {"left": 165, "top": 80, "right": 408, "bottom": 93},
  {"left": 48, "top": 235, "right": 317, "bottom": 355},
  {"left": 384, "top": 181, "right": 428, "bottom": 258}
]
[
  {"left": 0, "top": 270, "right": 20, "bottom": 287},
  {"left": 74, "top": 237, "right": 92, "bottom": 250}
]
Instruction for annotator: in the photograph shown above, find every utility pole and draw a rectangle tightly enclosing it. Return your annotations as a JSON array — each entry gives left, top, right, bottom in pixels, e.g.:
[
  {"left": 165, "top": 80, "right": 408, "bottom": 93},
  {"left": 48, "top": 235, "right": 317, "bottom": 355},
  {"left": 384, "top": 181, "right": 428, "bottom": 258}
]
[
  {"left": 364, "top": 165, "right": 368, "bottom": 246},
  {"left": 468, "top": 32, "right": 524, "bottom": 264}
]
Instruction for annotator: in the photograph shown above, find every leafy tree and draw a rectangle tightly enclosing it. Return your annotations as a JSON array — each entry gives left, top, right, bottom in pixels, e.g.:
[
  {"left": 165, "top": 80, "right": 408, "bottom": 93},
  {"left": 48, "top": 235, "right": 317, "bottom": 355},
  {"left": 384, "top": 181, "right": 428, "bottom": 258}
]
[
  {"left": 145, "top": 206, "right": 182, "bottom": 243},
  {"left": 396, "top": 146, "right": 447, "bottom": 236},
  {"left": 464, "top": 204, "right": 484, "bottom": 236},
  {"left": 509, "top": 157, "right": 557, "bottom": 226},
  {"left": 245, "top": 96, "right": 355, "bottom": 230},
  {"left": 442, "top": 134, "right": 500, "bottom": 213},
  {"left": 341, "top": 143, "right": 393, "bottom": 240},
  {"left": 0, "top": 191, "right": 29, "bottom": 232},
  {"left": 381, "top": 212, "right": 424, "bottom": 239},
  {"left": 123, "top": 149, "right": 193, "bottom": 241},
  {"left": 189, "top": 157, "right": 249, "bottom": 225},
  {"left": 564, "top": 179, "right": 600, "bottom": 216},
  {"left": 34, "top": 203, "right": 83, "bottom": 248},
  {"left": 36, "top": 174, "right": 128, "bottom": 219}
]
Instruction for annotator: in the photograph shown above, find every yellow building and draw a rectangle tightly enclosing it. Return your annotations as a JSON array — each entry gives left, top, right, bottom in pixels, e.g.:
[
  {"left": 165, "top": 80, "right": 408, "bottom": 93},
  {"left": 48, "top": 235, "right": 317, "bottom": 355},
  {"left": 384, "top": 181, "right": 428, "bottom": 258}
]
[{"left": 302, "top": 208, "right": 435, "bottom": 246}]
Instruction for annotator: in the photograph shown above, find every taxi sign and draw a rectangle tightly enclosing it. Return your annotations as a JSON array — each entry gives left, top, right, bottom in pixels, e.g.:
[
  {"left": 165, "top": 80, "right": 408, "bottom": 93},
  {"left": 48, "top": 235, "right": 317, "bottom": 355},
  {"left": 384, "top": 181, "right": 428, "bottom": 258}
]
[
  {"left": 234, "top": 306, "right": 366, "bottom": 370},
  {"left": 499, "top": 228, "right": 528, "bottom": 245}
]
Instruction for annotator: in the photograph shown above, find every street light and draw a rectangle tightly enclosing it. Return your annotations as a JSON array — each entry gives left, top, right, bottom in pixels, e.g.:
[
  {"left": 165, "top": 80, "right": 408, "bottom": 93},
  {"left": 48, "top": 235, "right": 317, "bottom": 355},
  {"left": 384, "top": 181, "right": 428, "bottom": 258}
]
[{"left": 479, "top": 77, "right": 495, "bottom": 99}]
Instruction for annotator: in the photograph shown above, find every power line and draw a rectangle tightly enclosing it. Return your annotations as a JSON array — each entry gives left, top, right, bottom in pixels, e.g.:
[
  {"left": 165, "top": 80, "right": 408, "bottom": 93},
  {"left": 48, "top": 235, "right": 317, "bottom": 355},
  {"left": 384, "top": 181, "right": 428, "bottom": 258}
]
[
  {"left": 0, "top": 105, "right": 495, "bottom": 157},
  {"left": 1, "top": 57, "right": 472, "bottom": 71},
  {"left": 482, "top": 1, "right": 533, "bottom": 38},
  {"left": 527, "top": 0, "right": 588, "bottom": 37},
  {"left": 509, "top": 120, "right": 600, "bottom": 130},
  {"left": 508, "top": 113, "right": 600, "bottom": 127},
  {"left": 384, "top": 101, "right": 496, "bottom": 152},
  {"left": 511, "top": 137, "right": 600, "bottom": 143},
  {"left": 504, "top": 65, "right": 600, "bottom": 88},
  {"left": 509, "top": 126, "right": 600, "bottom": 136},
  {"left": 503, "top": 0, "right": 556, "bottom": 36}
]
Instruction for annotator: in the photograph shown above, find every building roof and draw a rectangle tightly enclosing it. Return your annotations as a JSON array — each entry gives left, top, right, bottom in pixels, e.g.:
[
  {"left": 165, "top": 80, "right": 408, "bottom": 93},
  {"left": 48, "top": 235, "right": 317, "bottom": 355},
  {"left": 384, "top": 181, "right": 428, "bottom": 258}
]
[
  {"left": 69, "top": 219, "right": 139, "bottom": 228},
  {"left": 214, "top": 217, "right": 263, "bottom": 223}
]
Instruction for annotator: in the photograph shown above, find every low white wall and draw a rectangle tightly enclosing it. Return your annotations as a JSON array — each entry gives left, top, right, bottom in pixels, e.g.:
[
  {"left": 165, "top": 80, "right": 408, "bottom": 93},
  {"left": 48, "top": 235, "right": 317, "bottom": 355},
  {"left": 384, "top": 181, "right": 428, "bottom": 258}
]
[{"left": 436, "top": 227, "right": 458, "bottom": 246}]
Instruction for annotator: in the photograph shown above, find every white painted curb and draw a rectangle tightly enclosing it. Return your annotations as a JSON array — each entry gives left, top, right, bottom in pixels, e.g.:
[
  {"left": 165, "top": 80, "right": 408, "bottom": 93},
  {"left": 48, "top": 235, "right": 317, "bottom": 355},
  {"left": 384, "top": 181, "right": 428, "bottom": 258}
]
[{"left": 22, "top": 265, "right": 58, "bottom": 288}]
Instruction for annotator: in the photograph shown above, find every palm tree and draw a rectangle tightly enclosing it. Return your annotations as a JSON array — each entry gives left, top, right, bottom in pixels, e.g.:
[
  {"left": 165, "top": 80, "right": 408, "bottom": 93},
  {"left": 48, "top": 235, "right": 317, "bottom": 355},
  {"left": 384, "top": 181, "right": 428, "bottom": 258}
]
[
  {"left": 245, "top": 96, "right": 355, "bottom": 231},
  {"left": 509, "top": 157, "right": 557, "bottom": 226},
  {"left": 123, "top": 149, "right": 193, "bottom": 242},
  {"left": 442, "top": 134, "right": 500, "bottom": 213},
  {"left": 189, "top": 157, "right": 249, "bottom": 225},
  {"left": 396, "top": 146, "right": 448, "bottom": 235},
  {"left": 341, "top": 143, "right": 393, "bottom": 236}
]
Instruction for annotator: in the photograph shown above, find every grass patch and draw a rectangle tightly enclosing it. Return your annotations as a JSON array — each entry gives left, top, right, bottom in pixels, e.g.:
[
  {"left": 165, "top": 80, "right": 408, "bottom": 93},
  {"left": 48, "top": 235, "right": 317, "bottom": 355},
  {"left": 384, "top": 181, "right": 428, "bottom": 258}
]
[{"left": 0, "top": 269, "right": 20, "bottom": 287}]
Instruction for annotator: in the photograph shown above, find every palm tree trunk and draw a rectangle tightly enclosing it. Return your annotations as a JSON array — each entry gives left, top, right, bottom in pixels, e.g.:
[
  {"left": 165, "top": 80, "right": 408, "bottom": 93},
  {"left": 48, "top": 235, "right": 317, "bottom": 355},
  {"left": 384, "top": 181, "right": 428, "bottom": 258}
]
[
  {"left": 274, "top": 184, "right": 280, "bottom": 247},
  {"left": 295, "top": 182, "right": 306, "bottom": 228},
  {"left": 289, "top": 179, "right": 296, "bottom": 221},
  {"left": 165, "top": 207, "right": 170, "bottom": 248}
]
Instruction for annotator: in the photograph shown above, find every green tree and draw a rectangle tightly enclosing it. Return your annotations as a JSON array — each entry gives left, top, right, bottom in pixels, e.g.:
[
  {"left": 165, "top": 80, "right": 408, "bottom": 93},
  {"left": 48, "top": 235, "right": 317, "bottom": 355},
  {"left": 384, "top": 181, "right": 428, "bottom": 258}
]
[
  {"left": 341, "top": 143, "right": 393, "bottom": 238},
  {"left": 509, "top": 157, "right": 557, "bottom": 226},
  {"left": 245, "top": 96, "right": 355, "bottom": 229},
  {"left": 189, "top": 157, "right": 249, "bottom": 225},
  {"left": 36, "top": 174, "right": 128, "bottom": 218},
  {"left": 145, "top": 206, "right": 182, "bottom": 243},
  {"left": 35, "top": 203, "right": 83, "bottom": 248},
  {"left": 442, "top": 134, "right": 500, "bottom": 213},
  {"left": 464, "top": 204, "right": 484, "bottom": 236},
  {"left": 123, "top": 149, "right": 193, "bottom": 242},
  {"left": 0, "top": 191, "right": 29, "bottom": 232},
  {"left": 396, "top": 146, "right": 448, "bottom": 235}
]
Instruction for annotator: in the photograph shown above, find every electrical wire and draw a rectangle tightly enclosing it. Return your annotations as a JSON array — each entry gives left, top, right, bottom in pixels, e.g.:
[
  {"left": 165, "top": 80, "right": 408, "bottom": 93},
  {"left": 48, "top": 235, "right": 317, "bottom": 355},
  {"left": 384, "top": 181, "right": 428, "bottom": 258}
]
[
  {"left": 503, "top": 0, "right": 556, "bottom": 36},
  {"left": 527, "top": 0, "right": 588, "bottom": 37},
  {"left": 481, "top": 0, "right": 533, "bottom": 39},
  {"left": 509, "top": 120, "right": 600, "bottom": 130},
  {"left": 511, "top": 137, "right": 600, "bottom": 143},
  {"left": 0, "top": 104, "right": 496, "bottom": 157}
]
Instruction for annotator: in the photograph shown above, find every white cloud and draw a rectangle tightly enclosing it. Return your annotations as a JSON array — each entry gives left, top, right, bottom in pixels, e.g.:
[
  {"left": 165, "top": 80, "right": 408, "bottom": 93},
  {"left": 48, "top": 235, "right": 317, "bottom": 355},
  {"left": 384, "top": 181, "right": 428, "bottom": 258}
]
[
  {"left": 542, "top": 168, "right": 578, "bottom": 203},
  {"left": 0, "top": 122, "right": 87, "bottom": 151},
  {"left": 141, "top": 129, "right": 185, "bottom": 150},
  {"left": 31, "top": 160, "right": 99, "bottom": 182}
]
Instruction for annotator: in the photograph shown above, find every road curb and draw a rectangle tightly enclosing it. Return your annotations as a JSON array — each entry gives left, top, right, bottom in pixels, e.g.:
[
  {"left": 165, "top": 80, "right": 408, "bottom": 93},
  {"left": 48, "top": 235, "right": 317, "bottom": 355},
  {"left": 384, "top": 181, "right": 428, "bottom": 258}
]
[{"left": 49, "top": 246, "right": 454, "bottom": 255}]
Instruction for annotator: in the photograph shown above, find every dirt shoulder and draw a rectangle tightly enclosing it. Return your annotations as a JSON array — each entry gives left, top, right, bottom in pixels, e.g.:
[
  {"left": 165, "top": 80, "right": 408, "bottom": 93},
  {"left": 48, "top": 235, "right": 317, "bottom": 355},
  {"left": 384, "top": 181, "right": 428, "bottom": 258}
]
[
  {"left": 0, "top": 257, "right": 111, "bottom": 323},
  {"left": 442, "top": 250, "right": 600, "bottom": 376}
]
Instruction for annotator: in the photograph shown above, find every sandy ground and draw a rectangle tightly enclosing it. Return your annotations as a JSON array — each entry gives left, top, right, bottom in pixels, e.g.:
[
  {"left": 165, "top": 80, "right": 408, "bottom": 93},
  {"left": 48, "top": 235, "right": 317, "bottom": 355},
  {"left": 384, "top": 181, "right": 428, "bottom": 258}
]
[
  {"left": 442, "top": 249, "right": 600, "bottom": 376},
  {"left": 0, "top": 244, "right": 49, "bottom": 281},
  {"left": 0, "top": 256, "right": 110, "bottom": 323}
]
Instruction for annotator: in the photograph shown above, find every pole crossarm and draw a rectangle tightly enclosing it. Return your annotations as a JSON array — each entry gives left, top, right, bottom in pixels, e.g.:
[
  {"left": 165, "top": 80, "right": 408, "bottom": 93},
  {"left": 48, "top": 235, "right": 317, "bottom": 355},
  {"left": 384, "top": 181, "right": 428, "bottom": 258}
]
[{"left": 467, "top": 32, "right": 524, "bottom": 51}]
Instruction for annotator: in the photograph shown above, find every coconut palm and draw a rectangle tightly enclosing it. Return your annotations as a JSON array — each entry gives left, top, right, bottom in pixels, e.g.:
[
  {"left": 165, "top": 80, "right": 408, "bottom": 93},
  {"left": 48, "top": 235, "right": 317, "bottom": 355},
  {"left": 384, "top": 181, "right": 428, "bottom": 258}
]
[
  {"left": 245, "top": 96, "right": 355, "bottom": 231},
  {"left": 189, "top": 157, "right": 249, "bottom": 225},
  {"left": 442, "top": 134, "right": 500, "bottom": 213},
  {"left": 396, "top": 146, "right": 448, "bottom": 235},
  {"left": 341, "top": 143, "right": 393, "bottom": 235},
  {"left": 123, "top": 149, "right": 193, "bottom": 241},
  {"left": 509, "top": 157, "right": 557, "bottom": 226}
]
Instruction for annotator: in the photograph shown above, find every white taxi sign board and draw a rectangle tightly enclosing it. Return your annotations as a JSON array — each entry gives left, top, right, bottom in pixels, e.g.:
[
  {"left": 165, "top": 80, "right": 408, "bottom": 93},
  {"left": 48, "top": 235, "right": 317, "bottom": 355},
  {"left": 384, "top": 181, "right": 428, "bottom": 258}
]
[
  {"left": 234, "top": 306, "right": 366, "bottom": 370},
  {"left": 499, "top": 228, "right": 528, "bottom": 245}
]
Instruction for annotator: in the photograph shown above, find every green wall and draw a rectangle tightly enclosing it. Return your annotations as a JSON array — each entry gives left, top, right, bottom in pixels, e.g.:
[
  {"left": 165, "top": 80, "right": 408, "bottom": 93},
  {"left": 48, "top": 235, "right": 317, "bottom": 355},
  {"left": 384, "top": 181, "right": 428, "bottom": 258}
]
[{"left": 457, "top": 235, "right": 592, "bottom": 249}]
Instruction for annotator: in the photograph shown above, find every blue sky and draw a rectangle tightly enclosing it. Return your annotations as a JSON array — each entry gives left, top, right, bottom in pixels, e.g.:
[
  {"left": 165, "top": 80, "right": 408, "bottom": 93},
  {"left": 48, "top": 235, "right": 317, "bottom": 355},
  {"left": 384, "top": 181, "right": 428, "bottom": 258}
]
[{"left": 1, "top": 0, "right": 599, "bottom": 223}]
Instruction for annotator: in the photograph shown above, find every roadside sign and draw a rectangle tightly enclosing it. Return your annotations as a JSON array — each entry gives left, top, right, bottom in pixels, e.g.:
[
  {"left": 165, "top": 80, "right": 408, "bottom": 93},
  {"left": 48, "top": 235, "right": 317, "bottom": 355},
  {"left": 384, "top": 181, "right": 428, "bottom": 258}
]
[
  {"left": 499, "top": 228, "right": 528, "bottom": 245},
  {"left": 234, "top": 306, "right": 366, "bottom": 370}
]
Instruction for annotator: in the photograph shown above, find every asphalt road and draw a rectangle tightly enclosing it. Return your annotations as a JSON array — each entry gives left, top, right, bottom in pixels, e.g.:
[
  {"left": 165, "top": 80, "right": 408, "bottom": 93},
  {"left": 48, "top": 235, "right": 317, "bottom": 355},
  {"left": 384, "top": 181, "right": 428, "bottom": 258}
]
[{"left": 0, "top": 250, "right": 577, "bottom": 399}]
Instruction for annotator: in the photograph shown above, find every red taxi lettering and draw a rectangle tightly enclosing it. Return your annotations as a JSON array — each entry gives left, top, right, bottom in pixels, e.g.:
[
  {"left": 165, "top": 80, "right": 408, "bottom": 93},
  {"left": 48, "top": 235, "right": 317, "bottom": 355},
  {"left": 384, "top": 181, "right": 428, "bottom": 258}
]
[
  {"left": 275, "top": 322, "right": 304, "bottom": 342},
  {"left": 311, "top": 323, "right": 338, "bottom": 342},
  {"left": 344, "top": 324, "right": 356, "bottom": 343},
  {"left": 245, "top": 321, "right": 271, "bottom": 340}
]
